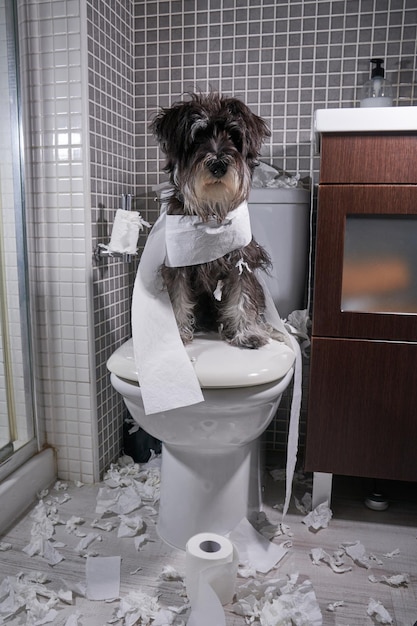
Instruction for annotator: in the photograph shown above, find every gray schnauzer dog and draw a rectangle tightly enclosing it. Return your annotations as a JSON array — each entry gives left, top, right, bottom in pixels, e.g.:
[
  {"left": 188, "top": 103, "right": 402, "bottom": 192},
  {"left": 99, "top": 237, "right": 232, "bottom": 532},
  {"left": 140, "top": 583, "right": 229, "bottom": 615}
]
[{"left": 150, "top": 92, "right": 276, "bottom": 349}]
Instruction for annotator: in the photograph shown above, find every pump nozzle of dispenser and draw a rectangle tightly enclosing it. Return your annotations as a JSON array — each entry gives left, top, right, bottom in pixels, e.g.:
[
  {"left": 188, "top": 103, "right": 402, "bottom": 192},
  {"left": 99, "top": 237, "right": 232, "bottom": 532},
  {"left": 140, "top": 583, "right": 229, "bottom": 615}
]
[{"left": 360, "top": 58, "right": 393, "bottom": 108}]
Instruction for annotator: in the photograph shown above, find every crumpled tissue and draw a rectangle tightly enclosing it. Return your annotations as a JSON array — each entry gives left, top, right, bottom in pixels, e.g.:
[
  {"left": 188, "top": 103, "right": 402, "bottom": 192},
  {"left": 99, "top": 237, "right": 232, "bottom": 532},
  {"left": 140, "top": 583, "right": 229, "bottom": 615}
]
[
  {"left": 302, "top": 501, "right": 333, "bottom": 531},
  {"left": 0, "top": 572, "right": 73, "bottom": 624},
  {"left": 231, "top": 573, "right": 322, "bottom": 625},
  {"left": 341, "top": 540, "right": 383, "bottom": 569},
  {"left": 367, "top": 598, "right": 393, "bottom": 624},
  {"left": 22, "top": 499, "right": 65, "bottom": 566},
  {"left": 251, "top": 161, "right": 310, "bottom": 189}
]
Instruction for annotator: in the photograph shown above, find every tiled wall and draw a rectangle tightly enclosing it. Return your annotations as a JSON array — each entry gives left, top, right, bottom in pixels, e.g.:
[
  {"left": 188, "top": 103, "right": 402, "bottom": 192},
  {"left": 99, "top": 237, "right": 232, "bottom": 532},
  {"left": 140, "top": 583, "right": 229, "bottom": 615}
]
[
  {"left": 13, "top": 0, "right": 417, "bottom": 482},
  {"left": 135, "top": 0, "right": 417, "bottom": 189},
  {"left": 18, "top": 0, "right": 96, "bottom": 480},
  {"left": 86, "top": 0, "right": 136, "bottom": 476}
]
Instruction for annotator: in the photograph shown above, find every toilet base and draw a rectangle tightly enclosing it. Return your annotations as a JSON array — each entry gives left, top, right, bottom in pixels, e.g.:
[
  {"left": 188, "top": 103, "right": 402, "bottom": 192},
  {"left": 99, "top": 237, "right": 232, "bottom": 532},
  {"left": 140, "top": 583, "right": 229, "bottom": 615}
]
[{"left": 157, "top": 439, "right": 261, "bottom": 549}]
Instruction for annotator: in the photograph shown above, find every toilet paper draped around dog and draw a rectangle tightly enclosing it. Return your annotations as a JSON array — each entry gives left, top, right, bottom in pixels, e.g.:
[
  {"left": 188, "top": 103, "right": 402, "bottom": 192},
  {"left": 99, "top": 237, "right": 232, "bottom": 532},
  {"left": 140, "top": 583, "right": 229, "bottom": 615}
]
[
  {"left": 185, "top": 533, "right": 239, "bottom": 626},
  {"left": 132, "top": 200, "right": 292, "bottom": 416},
  {"left": 165, "top": 202, "right": 252, "bottom": 267}
]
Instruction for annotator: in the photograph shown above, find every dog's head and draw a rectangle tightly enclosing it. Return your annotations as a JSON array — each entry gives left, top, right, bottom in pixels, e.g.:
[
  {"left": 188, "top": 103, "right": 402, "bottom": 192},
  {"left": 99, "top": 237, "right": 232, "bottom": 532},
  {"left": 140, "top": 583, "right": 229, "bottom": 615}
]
[{"left": 150, "top": 92, "right": 270, "bottom": 220}]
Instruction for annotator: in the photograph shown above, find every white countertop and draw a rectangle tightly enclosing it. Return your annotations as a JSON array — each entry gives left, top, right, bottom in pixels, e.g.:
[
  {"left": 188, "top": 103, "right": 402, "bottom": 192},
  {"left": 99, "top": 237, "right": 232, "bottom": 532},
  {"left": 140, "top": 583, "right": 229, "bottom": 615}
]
[{"left": 314, "top": 106, "right": 417, "bottom": 133}]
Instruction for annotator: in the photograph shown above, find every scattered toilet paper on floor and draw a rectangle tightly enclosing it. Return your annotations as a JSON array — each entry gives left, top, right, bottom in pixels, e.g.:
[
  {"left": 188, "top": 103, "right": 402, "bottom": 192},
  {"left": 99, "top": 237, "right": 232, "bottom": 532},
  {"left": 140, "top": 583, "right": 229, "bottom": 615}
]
[
  {"left": 302, "top": 501, "right": 333, "bottom": 531},
  {"left": 0, "top": 572, "right": 74, "bottom": 624},
  {"left": 86, "top": 555, "right": 121, "bottom": 600},
  {"left": 229, "top": 517, "right": 289, "bottom": 573},
  {"left": 22, "top": 499, "right": 65, "bottom": 565},
  {"left": 109, "top": 589, "right": 161, "bottom": 625},
  {"left": 231, "top": 573, "right": 322, "bottom": 625}
]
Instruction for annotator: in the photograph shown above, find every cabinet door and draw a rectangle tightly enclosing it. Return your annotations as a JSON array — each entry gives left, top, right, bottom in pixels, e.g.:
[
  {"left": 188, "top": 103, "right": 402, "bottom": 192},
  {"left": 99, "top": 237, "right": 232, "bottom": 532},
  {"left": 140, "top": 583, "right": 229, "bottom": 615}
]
[
  {"left": 312, "top": 185, "right": 417, "bottom": 340},
  {"left": 305, "top": 337, "right": 417, "bottom": 481}
]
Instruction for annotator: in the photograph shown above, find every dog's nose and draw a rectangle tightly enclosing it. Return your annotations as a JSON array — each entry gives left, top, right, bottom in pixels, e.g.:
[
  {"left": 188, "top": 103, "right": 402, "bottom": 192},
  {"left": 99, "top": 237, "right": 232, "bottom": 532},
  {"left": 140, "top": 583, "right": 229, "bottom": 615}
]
[{"left": 208, "top": 159, "right": 228, "bottom": 178}]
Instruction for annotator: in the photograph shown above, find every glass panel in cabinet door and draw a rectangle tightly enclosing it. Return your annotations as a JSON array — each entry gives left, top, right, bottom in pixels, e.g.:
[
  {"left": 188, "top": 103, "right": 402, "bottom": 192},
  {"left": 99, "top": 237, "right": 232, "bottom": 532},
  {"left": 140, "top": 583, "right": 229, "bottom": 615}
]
[{"left": 341, "top": 215, "right": 417, "bottom": 314}]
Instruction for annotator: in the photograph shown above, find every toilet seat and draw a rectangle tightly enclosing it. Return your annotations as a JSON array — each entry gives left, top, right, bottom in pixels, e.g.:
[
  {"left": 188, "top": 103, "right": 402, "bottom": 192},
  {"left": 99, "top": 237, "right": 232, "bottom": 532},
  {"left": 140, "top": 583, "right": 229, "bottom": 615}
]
[{"left": 107, "top": 334, "right": 295, "bottom": 388}]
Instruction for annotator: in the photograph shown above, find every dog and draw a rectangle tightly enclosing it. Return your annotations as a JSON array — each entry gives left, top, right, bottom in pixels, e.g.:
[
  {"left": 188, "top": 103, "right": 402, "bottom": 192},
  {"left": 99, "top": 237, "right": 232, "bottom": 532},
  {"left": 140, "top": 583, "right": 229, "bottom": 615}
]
[{"left": 150, "top": 92, "right": 276, "bottom": 349}]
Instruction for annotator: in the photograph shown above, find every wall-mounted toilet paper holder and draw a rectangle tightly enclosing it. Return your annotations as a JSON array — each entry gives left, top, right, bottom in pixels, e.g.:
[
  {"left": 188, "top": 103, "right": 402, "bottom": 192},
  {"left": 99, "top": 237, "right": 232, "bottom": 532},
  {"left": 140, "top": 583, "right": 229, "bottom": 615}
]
[{"left": 94, "top": 193, "right": 138, "bottom": 263}]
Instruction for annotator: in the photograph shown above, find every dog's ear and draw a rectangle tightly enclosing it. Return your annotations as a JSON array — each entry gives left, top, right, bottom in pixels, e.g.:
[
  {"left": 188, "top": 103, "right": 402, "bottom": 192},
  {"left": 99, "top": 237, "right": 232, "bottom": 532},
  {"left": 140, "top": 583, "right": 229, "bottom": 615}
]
[
  {"left": 150, "top": 106, "right": 182, "bottom": 155},
  {"left": 150, "top": 101, "right": 208, "bottom": 171},
  {"left": 224, "top": 98, "right": 270, "bottom": 163}
]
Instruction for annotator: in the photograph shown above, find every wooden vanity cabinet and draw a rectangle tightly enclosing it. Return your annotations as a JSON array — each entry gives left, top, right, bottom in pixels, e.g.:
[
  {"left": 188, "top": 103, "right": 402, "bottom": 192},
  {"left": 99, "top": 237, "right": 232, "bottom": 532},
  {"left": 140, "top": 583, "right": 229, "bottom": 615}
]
[{"left": 305, "top": 132, "right": 417, "bottom": 482}]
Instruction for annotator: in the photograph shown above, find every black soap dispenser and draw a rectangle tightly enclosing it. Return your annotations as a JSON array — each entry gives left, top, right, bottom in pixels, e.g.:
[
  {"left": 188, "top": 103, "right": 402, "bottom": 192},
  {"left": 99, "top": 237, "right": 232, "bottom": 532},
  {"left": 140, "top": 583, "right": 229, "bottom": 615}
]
[{"left": 360, "top": 58, "right": 393, "bottom": 108}]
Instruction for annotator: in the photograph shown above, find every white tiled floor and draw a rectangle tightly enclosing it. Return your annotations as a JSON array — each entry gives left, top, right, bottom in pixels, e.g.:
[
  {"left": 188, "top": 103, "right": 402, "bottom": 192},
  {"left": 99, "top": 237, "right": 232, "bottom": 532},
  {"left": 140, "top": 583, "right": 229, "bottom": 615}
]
[{"left": 0, "top": 460, "right": 416, "bottom": 625}]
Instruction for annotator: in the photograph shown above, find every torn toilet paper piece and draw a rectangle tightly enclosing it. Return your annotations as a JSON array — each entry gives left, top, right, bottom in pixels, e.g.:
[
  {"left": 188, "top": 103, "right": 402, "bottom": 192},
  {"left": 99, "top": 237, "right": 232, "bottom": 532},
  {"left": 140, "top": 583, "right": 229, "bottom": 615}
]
[
  {"left": 383, "top": 548, "right": 400, "bottom": 558},
  {"left": 232, "top": 573, "right": 322, "bottom": 625},
  {"left": 369, "top": 573, "right": 410, "bottom": 587},
  {"left": 86, "top": 555, "right": 121, "bottom": 601},
  {"left": 111, "top": 589, "right": 160, "bottom": 625},
  {"left": 22, "top": 500, "right": 65, "bottom": 565},
  {"left": 310, "top": 547, "right": 352, "bottom": 573},
  {"left": 75, "top": 532, "right": 102, "bottom": 557},
  {"left": 327, "top": 600, "right": 346, "bottom": 612},
  {"left": 95, "top": 485, "right": 142, "bottom": 516},
  {"left": 117, "top": 513, "right": 145, "bottom": 538},
  {"left": 252, "top": 161, "right": 308, "bottom": 189},
  {"left": 294, "top": 492, "right": 313, "bottom": 515},
  {"left": 302, "top": 501, "right": 333, "bottom": 531},
  {"left": 229, "top": 517, "right": 288, "bottom": 573},
  {"left": 285, "top": 308, "right": 311, "bottom": 354},
  {"left": 367, "top": 598, "right": 393, "bottom": 624},
  {"left": 160, "top": 565, "right": 184, "bottom": 582},
  {"left": 100, "top": 208, "right": 151, "bottom": 256},
  {"left": 341, "top": 540, "right": 383, "bottom": 569}
]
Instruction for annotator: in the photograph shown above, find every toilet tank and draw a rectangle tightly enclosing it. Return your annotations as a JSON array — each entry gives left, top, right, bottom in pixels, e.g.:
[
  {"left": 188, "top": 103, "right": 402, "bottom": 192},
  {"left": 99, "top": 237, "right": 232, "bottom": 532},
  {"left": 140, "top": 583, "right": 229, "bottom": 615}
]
[{"left": 248, "top": 187, "right": 310, "bottom": 319}]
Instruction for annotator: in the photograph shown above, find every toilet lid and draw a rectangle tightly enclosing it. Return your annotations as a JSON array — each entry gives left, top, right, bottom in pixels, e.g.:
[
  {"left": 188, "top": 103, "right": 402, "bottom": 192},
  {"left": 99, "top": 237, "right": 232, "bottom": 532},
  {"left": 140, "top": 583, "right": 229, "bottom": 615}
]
[{"left": 107, "top": 334, "right": 295, "bottom": 388}]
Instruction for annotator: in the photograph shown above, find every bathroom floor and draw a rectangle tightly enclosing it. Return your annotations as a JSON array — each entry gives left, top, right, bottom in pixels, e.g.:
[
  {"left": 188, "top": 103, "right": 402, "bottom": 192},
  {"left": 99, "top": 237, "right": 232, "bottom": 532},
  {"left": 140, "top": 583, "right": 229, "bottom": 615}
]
[{"left": 0, "top": 458, "right": 416, "bottom": 625}]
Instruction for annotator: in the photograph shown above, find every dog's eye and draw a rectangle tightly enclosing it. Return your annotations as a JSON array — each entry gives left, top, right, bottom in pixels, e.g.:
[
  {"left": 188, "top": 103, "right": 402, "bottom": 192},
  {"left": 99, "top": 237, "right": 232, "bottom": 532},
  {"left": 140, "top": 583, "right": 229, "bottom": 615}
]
[{"left": 229, "top": 128, "right": 243, "bottom": 151}]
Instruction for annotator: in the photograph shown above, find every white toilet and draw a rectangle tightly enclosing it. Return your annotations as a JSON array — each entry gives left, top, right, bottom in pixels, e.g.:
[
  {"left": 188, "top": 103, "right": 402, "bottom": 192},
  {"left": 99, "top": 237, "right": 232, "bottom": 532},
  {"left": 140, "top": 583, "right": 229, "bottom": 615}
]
[{"left": 107, "top": 187, "right": 310, "bottom": 549}]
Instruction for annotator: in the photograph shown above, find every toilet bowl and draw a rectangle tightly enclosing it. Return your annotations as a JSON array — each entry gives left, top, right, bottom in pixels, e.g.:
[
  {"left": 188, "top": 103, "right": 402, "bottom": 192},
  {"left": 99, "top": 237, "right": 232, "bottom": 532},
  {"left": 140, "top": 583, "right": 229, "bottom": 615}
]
[
  {"left": 108, "top": 334, "right": 295, "bottom": 548},
  {"left": 107, "top": 187, "right": 310, "bottom": 549}
]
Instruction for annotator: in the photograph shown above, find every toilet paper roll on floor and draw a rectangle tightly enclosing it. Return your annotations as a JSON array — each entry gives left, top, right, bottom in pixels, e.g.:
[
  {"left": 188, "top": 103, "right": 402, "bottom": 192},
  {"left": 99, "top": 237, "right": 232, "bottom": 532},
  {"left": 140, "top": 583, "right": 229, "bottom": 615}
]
[{"left": 185, "top": 533, "right": 239, "bottom": 626}]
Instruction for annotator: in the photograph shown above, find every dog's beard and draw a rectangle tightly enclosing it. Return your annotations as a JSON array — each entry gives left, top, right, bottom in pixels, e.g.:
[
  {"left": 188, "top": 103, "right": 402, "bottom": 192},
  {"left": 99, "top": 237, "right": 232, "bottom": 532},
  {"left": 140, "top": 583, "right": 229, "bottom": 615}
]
[{"left": 179, "top": 157, "right": 252, "bottom": 222}]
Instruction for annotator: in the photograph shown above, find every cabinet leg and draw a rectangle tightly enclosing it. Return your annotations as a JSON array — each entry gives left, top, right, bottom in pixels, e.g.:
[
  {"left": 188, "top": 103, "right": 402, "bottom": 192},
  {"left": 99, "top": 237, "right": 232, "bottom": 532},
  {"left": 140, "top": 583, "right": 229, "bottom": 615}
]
[{"left": 312, "top": 472, "right": 333, "bottom": 508}]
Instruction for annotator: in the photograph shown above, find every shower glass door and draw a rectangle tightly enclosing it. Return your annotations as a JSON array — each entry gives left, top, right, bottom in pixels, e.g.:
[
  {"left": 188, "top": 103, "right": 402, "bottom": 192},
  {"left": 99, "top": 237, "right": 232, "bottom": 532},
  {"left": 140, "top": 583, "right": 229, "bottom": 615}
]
[{"left": 0, "top": 0, "right": 37, "bottom": 476}]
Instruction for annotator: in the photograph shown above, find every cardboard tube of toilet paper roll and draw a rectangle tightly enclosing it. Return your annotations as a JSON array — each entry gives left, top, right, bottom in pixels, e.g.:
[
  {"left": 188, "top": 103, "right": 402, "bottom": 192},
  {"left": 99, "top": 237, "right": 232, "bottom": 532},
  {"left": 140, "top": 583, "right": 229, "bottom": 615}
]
[{"left": 185, "top": 533, "right": 239, "bottom": 626}]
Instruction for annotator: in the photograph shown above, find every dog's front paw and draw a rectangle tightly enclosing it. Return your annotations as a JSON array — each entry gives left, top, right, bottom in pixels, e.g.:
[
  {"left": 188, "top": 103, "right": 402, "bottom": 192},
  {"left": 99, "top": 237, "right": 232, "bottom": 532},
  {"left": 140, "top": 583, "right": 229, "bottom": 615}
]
[
  {"left": 179, "top": 326, "right": 194, "bottom": 345},
  {"left": 224, "top": 330, "right": 270, "bottom": 350}
]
